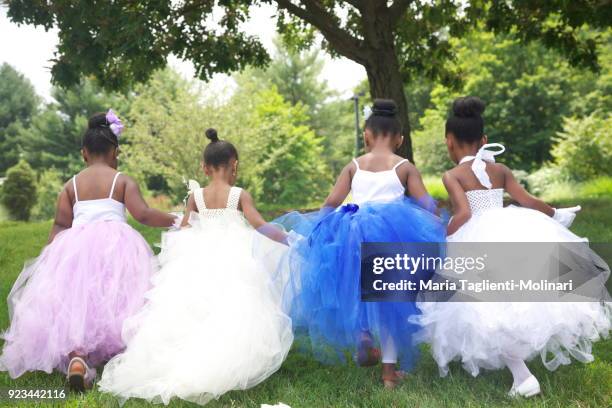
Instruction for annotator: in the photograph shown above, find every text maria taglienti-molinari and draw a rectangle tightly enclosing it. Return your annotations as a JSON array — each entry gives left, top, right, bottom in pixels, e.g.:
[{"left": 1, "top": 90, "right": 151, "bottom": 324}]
[{"left": 370, "top": 254, "right": 573, "bottom": 293}]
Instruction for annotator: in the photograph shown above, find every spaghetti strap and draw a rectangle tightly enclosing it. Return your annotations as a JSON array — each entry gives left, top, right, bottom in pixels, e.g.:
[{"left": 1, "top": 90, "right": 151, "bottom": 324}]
[
  {"left": 392, "top": 159, "right": 409, "bottom": 170},
  {"left": 352, "top": 158, "right": 360, "bottom": 170},
  {"left": 109, "top": 172, "right": 121, "bottom": 199},
  {"left": 72, "top": 176, "right": 79, "bottom": 202}
]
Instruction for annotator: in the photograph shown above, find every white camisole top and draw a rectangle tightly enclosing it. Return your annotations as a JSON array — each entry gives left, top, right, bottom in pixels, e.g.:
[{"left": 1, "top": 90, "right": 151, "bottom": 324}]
[{"left": 72, "top": 172, "right": 127, "bottom": 227}]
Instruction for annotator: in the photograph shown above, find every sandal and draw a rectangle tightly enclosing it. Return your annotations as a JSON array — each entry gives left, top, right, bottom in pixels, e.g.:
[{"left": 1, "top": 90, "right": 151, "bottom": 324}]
[
  {"left": 354, "top": 332, "right": 381, "bottom": 367},
  {"left": 382, "top": 370, "right": 406, "bottom": 389},
  {"left": 67, "top": 357, "right": 92, "bottom": 392}
]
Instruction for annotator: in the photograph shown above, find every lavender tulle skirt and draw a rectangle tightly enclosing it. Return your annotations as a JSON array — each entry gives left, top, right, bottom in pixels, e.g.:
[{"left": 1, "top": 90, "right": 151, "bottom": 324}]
[{"left": 0, "top": 221, "right": 155, "bottom": 378}]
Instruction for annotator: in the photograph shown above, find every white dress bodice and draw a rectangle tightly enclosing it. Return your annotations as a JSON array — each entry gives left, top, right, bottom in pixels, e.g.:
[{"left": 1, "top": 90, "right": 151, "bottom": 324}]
[
  {"left": 465, "top": 189, "right": 504, "bottom": 214},
  {"left": 72, "top": 172, "right": 127, "bottom": 227},
  {"left": 459, "top": 143, "right": 507, "bottom": 215},
  {"left": 350, "top": 158, "right": 408, "bottom": 205},
  {"left": 193, "top": 186, "right": 244, "bottom": 220}
]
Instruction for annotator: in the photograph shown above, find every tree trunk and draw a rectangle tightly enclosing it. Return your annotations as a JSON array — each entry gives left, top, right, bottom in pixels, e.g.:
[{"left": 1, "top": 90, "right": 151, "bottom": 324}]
[
  {"left": 272, "top": 0, "right": 413, "bottom": 160},
  {"left": 364, "top": 52, "right": 412, "bottom": 161},
  {"left": 360, "top": 3, "right": 413, "bottom": 162}
]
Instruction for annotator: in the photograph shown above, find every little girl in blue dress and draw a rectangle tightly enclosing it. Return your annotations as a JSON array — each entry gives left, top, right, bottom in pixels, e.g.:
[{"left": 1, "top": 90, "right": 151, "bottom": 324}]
[{"left": 276, "top": 99, "right": 445, "bottom": 388}]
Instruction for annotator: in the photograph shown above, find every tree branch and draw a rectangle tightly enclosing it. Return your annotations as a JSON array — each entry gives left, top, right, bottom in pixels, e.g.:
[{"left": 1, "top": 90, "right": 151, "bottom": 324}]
[
  {"left": 343, "top": 0, "right": 362, "bottom": 9},
  {"left": 274, "top": 0, "right": 367, "bottom": 64},
  {"left": 388, "top": 0, "right": 412, "bottom": 26}
]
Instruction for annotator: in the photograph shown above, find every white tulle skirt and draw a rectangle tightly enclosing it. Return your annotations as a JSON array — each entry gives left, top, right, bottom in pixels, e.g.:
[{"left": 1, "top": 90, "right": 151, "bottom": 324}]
[
  {"left": 414, "top": 206, "right": 611, "bottom": 377},
  {"left": 98, "top": 213, "right": 293, "bottom": 405}
]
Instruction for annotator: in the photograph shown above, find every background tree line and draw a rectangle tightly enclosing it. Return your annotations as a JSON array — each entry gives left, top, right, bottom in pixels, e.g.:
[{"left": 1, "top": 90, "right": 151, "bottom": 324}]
[
  {"left": 1, "top": 29, "right": 610, "bottom": 221},
  {"left": 7, "top": 0, "right": 610, "bottom": 162}
]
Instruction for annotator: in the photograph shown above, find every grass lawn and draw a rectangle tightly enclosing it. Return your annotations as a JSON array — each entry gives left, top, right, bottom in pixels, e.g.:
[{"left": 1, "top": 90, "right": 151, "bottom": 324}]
[{"left": 0, "top": 199, "right": 610, "bottom": 407}]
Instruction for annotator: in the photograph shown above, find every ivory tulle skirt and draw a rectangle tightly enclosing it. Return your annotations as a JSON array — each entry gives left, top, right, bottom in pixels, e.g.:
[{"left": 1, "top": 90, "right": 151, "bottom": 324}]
[
  {"left": 98, "top": 213, "right": 293, "bottom": 405},
  {"left": 0, "top": 221, "right": 155, "bottom": 377},
  {"left": 413, "top": 206, "right": 611, "bottom": 377}
]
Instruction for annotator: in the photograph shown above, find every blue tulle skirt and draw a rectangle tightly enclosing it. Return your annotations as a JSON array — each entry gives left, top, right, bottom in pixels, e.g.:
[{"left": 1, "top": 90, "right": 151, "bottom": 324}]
[{"left": 273, "top": 197, "right": 445, "bottom": 370}]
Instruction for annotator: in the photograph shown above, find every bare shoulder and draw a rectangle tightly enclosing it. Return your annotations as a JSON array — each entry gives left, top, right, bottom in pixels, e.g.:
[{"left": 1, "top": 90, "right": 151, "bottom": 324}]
[
  {"left": 120, "top": 173, "right": 135, "bottom": 184},
  {"left": 345, "top": 158, "right": 359, "bottom": 174},
  {"left": 239, "top": 188, "right": 254, "bottom": 205},
  {"left": 59, "top": 178, "right": 73, "bottom": 201},
  {"left": 393, "top": 153, "right": 408, "bottom": 162},
  {"left": 487, "top": 162, "right": 512, "bottom": 179},
  {"left": 240, "top": 188, "right": 253, "bottom": 201},
  {"left": 332, "top": 159, "right": 357, "bottom": 180},
  {"left": 442, "top": 168, "right": 463, "bottom": 186},
  {"left": 62, "top": 178, "right": 73, "bottom": 191},
  {"left": 394, "top": 154, "right": 417, "bottom": 171},
  {"left": 120, "top": 174, "right": 141, "bottom": 192},
  {"left": 493, "top": 162, "right": 512, "bottom": 173},
  {"left": 443, "top": 166, "right": 460, "bottom": 180},
  {"left": 237, "top": 188, "right": 255, "bottom": 212}
]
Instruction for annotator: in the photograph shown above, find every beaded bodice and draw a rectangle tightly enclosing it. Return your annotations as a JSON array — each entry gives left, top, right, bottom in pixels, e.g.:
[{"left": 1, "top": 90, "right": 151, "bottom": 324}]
[
  {"left": 465, "top": 188, "right": 504, "bottom": 213},
  {"left": 193, "top": 186, "right": 243, "bottom": 220}
]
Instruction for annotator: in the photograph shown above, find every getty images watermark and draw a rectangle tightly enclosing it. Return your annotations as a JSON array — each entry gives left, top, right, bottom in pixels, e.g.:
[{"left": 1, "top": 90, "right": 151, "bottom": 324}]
[{"left": 361, "top": 242, "right": 611, "bottom": 302}]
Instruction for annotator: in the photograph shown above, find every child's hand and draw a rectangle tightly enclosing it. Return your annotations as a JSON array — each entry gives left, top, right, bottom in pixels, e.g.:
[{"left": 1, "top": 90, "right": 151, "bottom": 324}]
[
  {"left": 168, "top": 212, "right": 183, "bottom": 230},
  {"left": 552, "top": 205, "right": 581, "bottom": 228}
]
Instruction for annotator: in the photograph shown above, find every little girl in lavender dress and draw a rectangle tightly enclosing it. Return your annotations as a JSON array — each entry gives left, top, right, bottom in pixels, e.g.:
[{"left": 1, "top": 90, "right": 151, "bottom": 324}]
[{"left": 0, "top": 110, "right": 177, "bottom": 392}]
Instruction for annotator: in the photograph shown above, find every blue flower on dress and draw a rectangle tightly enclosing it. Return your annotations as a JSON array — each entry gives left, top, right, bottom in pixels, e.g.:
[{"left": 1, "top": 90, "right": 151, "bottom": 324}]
[{"left": 341, "top": 203, "right": 359, "bottom": 213}]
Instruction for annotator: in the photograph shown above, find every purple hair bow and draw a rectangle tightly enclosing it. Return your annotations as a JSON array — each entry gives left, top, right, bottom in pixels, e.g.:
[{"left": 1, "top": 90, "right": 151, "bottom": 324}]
[{"left": 106, "top": 109, "right": 124, "bottom": 137}]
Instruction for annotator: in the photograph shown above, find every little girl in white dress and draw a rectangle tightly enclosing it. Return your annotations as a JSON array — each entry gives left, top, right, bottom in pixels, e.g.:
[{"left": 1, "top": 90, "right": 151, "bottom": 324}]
[
  {"left": 414, "top": 97, "right": 610, "bottom": 398},
  {"left": 99, "top": 129, "right": 293, "bottom": 405}
]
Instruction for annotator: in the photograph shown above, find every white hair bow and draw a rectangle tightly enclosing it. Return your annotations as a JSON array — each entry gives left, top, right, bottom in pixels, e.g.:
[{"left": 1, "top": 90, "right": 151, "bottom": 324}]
[{"left": 459, "top": 143, "right": 506, "bottom": 189}]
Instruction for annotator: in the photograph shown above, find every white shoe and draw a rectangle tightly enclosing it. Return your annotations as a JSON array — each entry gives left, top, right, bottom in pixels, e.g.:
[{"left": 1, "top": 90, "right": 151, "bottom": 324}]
[{"left": 508, "top": 375, "right": 541, "bottom": 398}]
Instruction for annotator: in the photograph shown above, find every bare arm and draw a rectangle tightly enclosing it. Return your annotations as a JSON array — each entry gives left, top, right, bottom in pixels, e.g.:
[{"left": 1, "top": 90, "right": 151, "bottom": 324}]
[
  {"left": 405, "top": 163, "right": 429, "bottom": 200},
  {"left": 443, "top": 172, "right": 472, "bottom": 236},
  {"left": 123, "top": 176, "right": 176, "bottom": 227},
  {"left": 241, "top": 190, "right": 288, "bottom": 244},
  {"left": 180, "top": 194, "right": 197, "bottom": 228},
  {"left": 323, "top": 163, "right": 353, "bottom": 208},
  {"left": 48, "top": 186, "right": 73, "bottom": 243},
  {"left": 395, "top": 161, "right": 439, "bottom": 213},
  {"left": 502, "top": 165, "right": 554, "bottom": 217}
]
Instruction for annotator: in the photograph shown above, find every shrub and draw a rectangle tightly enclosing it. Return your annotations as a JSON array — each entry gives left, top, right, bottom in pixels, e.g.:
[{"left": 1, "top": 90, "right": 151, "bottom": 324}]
[
  {"left": 423, "top": 175, "right": 448, "bottom": 200},
  {"left": 512, "top": 170, "right": 530, "bottom": 189},
  {"left": 1, "top": 160, "right": 37, "bottom": 221},
  {"left": 31, "top": 168, "right": 64, "bottom": 221},
  {"left": 525, "top": 166, "right": 571, "bottom": 196},
  {"left": 579, "top": 176, "right": 612, "bottom": 199},
  {"left": 551, "top": 112, "right": 612, "bottom": 181}
]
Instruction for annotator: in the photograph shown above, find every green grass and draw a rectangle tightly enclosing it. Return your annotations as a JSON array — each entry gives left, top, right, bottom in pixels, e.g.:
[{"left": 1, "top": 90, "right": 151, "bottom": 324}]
[
  {"left": 0, "top": 204, "right": 8, "bottom": 223},
  {"left": 0, "top": 201, "right": 611, "bottom": 407}
]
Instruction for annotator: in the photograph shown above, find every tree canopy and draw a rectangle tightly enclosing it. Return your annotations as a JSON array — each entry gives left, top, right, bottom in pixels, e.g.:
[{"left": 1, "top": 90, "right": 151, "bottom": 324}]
[
  {"left": 0, "top": 63, "right": 40, "bottom": 173},
  {"left": 8, "top": 1, "right": 610, "bottom": 161}
]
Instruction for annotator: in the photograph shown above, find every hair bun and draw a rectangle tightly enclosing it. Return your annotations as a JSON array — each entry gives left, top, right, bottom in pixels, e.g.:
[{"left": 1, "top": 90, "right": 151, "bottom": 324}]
[
  {"left": 371, "top": 99, "right": 397, "bottom": 117},
  {"left": 452, "top": 96, "right": 485, "bottom": 118},
  {"left": 205, "top": 128, "right": 219, "bottom": 143},
  {"left": 88, "top": 113, "right": 108, "bottom": 129}
]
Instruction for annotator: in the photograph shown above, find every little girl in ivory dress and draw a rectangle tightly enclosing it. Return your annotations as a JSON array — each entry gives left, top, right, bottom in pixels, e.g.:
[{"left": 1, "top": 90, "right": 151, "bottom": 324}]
[
  {"left": 414, "top": 97, "right": 610, "bottom": 398},
  {"left": 0, "top": 111, "right": 177, "bottom": 391},
  {"left": 99, "top": 129, "right": 292, "bottom": 405}
]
